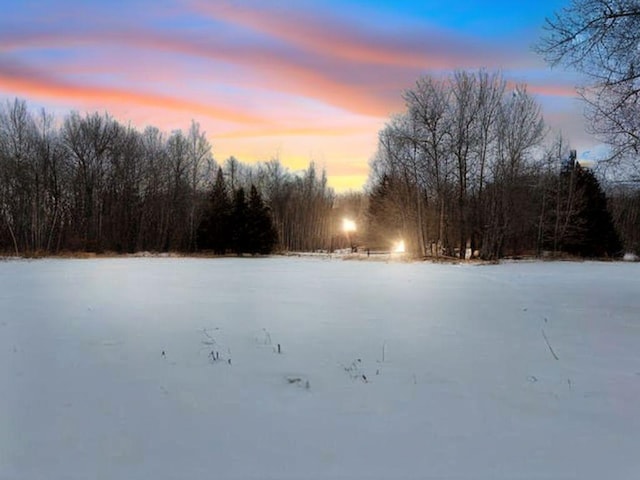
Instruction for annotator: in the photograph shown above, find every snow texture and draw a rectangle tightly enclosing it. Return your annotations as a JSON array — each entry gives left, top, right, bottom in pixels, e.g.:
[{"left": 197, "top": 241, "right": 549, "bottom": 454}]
[{"left": 1, "top": 257, "right": 639, "bottom": 479}]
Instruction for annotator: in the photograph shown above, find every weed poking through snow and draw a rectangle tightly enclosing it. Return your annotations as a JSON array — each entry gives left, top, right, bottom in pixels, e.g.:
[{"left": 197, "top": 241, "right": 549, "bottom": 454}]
[{"left": 341, "top": 358, "right": 370, "bottom": 383}]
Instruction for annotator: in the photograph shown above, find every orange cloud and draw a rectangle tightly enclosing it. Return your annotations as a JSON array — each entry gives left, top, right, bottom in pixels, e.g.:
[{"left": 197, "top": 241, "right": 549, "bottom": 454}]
[
  {"left": 0, "top": 57, "right": 265, "bottom": 125},
  {"left": 0, "top": 10, "right": 589, "bottom": 194},
  {"left": 3, "top": 19, "right": 568, "bottom": 125},
  {"left": 1, "top": 27, "right": 404, "bottom": 118}
]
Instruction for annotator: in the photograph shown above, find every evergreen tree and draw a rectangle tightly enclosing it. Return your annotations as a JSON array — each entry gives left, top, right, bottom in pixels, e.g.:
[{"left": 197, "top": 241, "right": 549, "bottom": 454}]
[
  {"left": 247, "top": 184, "right": 277, "bottom": 254},
  {"left": 608, "top": 186, "right": 640, "bottom": 255},
  {"left": 561, "top": 162, "right": 622, "bottom": 257},
  {"left": 231, "top": 187, "right": 249, "bottom": 255},
  {"left": 197, "top": 167, "right": 231, "bottom": 254},
  {"left": 573, "top": 165, "right": 622, "bottom": 257}
]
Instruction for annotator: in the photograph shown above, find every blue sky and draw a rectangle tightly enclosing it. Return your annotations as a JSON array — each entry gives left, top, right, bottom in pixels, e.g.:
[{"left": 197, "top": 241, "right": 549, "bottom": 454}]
[{"left": 0, "top": 0, "right": 592, "bottom": 190}]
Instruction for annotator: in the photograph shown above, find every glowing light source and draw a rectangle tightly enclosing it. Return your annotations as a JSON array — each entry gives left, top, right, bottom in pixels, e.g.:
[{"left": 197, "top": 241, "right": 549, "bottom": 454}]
[
  {"left": 342, "top": 218, "right": 356, "bottom": 233},
  {"left": 392, "top": 240, "right": 405, "bottom": 254}
]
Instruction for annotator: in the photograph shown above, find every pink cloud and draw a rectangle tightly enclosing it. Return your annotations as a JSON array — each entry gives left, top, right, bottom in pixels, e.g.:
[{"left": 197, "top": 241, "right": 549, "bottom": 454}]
[
  {"left": 1, "top": 12, "right": 575, "bottom": 128},
  {"left": 527, "top": 83, "right": 578, "bottom": 98},
  {"left": 1, "top": 27, "right": 405, "bottom": 117},
  {"left": 189, "top": 1, "right": 515, "bottom": 70},
  {"left": 0, "top": 57, "right": 265, "bottom": 125},
  {"left": 0, "top": 7, "right": 590, "bottom": 193}
]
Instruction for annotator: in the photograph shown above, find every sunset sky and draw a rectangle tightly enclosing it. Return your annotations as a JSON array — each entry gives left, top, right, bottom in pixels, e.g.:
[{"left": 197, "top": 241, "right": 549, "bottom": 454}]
[{"left": 0, "top": 0, "right": 594, "bottom": 191}]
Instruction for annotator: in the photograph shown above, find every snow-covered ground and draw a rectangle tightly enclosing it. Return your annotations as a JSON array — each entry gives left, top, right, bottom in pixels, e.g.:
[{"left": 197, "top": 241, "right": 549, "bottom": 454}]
[{"left": 1, "top": 257, "right": 639, "bottom": 479}]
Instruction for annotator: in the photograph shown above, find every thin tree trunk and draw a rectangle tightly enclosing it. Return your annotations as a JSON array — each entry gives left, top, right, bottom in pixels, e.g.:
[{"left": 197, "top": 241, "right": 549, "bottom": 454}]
[{"left": 3, "top": 211, "right": 20, "bottom": 256}]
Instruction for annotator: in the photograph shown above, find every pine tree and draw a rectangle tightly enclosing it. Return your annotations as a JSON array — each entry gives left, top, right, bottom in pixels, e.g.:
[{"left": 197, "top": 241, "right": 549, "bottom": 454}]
[
  {"left": 575, "top": 165, "right": 622, "bottom": 257},
  {"left": 197, "top": 167, "right": 231, "bottom": 254},
  {"left": 231, "top": 187, "right": 249, "bottom": 255},
  {"left": 247, "top": 184, "right": 277, "bottom": 254},
  {"left": 561, "top": 162, "right": 622, "bottom": 257}
]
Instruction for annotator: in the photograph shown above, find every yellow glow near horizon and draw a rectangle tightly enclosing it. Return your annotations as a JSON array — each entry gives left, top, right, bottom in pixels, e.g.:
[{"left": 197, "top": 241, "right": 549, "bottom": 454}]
[
  {"left": 214, "top": 132, "right": 376, "bottom": 193},
  {"left": 328, "top": 174, "right": 368, "bottom": 192}
]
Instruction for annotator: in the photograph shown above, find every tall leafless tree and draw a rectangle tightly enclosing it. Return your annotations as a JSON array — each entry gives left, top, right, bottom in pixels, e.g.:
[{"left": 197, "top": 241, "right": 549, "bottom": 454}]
[
  {"left": 369, "top": 71, "right": 546, "bottom": 259},
  {"left": 538, "top": 0, "right": 640, "bottom": 162}
]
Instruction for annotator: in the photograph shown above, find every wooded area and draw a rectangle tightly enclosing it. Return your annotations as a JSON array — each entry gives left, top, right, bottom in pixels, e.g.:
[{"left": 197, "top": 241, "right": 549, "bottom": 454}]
[
  {"left": 0, "top": 98, "right": 337, "bottom": 256},
  {"left": 366, "top": 71, "right": 632, "bottom": 259},
  {"left": 0, "top": 79, "right": 637, "bottom": 259}
]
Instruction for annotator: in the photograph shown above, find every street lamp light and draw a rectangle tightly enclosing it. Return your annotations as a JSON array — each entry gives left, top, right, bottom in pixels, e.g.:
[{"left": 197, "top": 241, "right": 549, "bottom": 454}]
[
  {"left": 392, "top": 239, "right": 405, "bottom": 254},
  {"left": 342, "top": 218, "right": 356, "bottom": 252}
]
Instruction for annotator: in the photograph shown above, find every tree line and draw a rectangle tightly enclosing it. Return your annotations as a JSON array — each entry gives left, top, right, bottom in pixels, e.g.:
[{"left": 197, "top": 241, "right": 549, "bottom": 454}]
[
  {"left": 366, "top": 70, "right": 628, "bottom": 259},
  {"left": 0, "top": 98, "right": 337, "bottom": 256},
  {"left": 4, "top": 0, "right": 640, "bottom": 260},
  {"left": 1, "top": 74, "right": 637, "bottom": 260}
]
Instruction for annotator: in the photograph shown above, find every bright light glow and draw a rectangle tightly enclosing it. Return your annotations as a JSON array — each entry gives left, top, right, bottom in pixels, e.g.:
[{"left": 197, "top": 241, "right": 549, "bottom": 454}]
[
  {"left": 342, "top": 218, "right": 356, "bottom": 233},
  {"left": 392, "top": 240, "right": 405, "bottom": 253}
]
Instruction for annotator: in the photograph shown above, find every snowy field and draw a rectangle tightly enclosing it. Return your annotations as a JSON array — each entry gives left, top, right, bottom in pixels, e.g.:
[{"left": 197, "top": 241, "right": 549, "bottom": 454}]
[{"left": 1, "top": 257, "right": 639, "bottom": 479}]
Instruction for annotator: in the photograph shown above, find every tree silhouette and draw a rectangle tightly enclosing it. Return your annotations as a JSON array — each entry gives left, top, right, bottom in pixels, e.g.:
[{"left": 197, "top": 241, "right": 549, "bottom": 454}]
[
  {"left": 230, "top": 187, "right": 249, "bottom": 255},
  {"left": 563, "top": 163, "right": 623, "bottom": 257},
  {"left": 198, "top": 167, "right": 231, "bottom": 254},
  {"left": 247, "top": 184, "right": 277, "bottom": 254}
]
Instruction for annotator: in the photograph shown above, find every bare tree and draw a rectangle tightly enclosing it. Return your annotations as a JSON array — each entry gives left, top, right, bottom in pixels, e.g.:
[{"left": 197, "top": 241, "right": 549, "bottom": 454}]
[
  {"left": 62, "top": 111, "right": 120, "bottom": 250},
  {"left": 378, "top": 115, "right": 429, "bottom": 255},
  {"left": 256, "top": 158, "right": 291, "bottom": 250},
  {"left": 404, "top": 76, "right": 452, "bottom": 255},
  {"left": 449, "top": 71, "right": 487, "bottom": 258},
  {"left": 538, "top": 0, "right": 640, "bottom": 162},
  {"left": 0, "top": 99, "right": 36, "bottom": 255},
  {"left": 468, "top": 72, "right": 505, "bottom": 253},
  {"left": 138, "top": 126, "right": 170, "bottom": 251},
  {"left": 186, "top": 121, "right": 214, "bottom": 251},
  {"left": 608, "top": 181, "right": 640, "bottom": 253},
  {"left": 368, "top": 71, "right": 546, "bottom": 259},
  {"left": 481, "top": 86, "right": 545, "bottom": 259},
  {"left": 164, "top": 130, "right": 190, "bottom": 250},
  {"left": 102, "top": 124, "right": 144, "bottom": 252}
]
